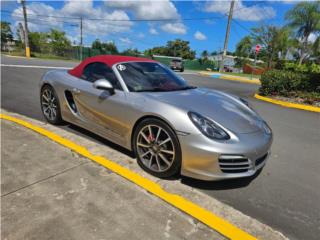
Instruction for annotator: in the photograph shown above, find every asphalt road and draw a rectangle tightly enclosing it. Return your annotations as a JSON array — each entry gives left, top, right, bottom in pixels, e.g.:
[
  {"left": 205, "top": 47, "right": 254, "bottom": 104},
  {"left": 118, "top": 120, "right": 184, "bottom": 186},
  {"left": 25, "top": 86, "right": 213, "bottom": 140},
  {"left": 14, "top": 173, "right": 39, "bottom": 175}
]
[{"left": 1, "top": 55, "right": 320, "bottom": 240}]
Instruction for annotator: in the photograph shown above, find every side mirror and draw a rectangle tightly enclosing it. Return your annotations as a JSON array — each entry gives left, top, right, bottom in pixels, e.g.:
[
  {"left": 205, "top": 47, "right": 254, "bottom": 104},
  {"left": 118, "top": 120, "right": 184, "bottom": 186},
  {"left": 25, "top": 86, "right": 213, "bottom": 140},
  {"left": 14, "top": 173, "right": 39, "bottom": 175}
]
[{"left": 93, "top": 79, "right": 115, "bottom": 94}]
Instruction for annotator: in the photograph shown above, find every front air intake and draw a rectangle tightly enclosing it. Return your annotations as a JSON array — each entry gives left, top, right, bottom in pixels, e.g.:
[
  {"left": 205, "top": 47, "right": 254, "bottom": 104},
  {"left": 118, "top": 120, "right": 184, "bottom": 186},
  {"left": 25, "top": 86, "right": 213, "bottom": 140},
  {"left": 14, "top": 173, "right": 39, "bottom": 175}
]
[{"left": 218, "top": 155, "right": 251, "bottom": 173}]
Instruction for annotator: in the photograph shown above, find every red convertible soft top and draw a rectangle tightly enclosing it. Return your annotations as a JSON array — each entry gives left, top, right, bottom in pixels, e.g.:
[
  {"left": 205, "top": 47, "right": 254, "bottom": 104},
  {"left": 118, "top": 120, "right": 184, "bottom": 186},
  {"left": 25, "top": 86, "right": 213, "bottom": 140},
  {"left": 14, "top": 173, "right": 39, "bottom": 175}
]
[{"left": 69, "top": 55, "right": 157, "bottom": 78}]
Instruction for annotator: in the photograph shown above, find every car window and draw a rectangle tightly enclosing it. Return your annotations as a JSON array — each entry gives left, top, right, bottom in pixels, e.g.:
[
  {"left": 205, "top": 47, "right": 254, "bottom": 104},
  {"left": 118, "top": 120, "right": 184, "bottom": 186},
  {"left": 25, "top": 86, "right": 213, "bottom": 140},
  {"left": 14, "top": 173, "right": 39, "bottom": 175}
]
[
  {"left": 81, "top": 62, "right": 122, "bottom": 90},
  {"left": 116, "top": 62, "right": 191, "bottom": 92}
]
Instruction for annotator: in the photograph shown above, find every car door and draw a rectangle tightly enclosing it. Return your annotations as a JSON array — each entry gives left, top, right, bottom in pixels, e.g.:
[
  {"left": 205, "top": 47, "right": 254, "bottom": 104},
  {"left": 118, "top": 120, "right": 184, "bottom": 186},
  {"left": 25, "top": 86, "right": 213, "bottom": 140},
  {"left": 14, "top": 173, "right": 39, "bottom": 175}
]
[{"left": 72, "top": 62, "right": 130, "bottom": 143}]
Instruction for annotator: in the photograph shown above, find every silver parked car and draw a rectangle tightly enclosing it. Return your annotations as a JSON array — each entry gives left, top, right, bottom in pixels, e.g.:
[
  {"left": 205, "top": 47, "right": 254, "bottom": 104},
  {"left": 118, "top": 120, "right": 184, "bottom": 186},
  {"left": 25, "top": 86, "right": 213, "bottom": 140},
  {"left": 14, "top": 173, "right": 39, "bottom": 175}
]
[{"left": 40, "top": 55, "right": 272, "bottom": 181}]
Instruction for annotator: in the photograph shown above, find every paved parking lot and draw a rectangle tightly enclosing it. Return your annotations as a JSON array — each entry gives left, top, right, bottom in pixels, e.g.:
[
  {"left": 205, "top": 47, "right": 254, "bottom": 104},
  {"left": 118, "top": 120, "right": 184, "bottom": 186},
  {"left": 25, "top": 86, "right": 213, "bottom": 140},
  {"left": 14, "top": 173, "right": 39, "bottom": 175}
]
[{"left": 1, "top": 55, "right": 320, "bottom": 239}]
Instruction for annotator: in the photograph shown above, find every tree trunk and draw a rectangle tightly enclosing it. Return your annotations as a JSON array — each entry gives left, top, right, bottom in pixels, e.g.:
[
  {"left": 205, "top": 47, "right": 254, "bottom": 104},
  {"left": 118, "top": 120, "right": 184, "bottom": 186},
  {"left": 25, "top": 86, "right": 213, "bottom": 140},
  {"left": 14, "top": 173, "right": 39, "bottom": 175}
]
[{"left": 299, "top": 36, "right": 308, "bottom": 65}]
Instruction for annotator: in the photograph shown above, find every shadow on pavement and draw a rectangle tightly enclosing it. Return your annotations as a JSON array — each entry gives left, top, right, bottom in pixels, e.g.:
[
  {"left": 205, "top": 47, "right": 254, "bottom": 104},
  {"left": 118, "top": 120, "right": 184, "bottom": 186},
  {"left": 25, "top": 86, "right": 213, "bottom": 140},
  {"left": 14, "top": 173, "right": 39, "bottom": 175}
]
[
  {"left": 180, "top": 169, "right": 262, "bottom": 190},
  {"left": 2, "top": 107, "right": 262, "bottom": 190}
]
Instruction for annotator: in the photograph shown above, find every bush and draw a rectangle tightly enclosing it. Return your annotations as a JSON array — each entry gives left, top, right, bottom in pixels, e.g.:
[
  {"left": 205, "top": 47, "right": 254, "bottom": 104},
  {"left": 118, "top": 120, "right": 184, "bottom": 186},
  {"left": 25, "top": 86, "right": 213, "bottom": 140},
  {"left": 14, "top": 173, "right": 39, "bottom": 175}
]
[
  {"left": 283, "top": 62, "right": 320, "bottom": 74},
  {"left": 259, "top": 69, "right": 320, "bottom": 96}
]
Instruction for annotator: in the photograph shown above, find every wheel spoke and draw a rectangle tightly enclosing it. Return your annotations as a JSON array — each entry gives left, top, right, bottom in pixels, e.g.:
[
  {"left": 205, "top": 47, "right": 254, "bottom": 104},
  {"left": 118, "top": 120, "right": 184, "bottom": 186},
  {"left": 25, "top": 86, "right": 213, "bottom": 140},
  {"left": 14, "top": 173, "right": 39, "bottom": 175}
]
[
  {"left": 155, "top": 155, "right": 161, "bottom": 171},
  {"left": 155, "top": 127, "right": 161, "bottom": 142},
  {"left": 140, "top": 132, "right": 151, "bottom": 144},
  {"left": 159, "top": 153, "right": 171, "bottom": 166},
  {"left": 148, "top": 125, "right": 153, "bottom": 139},
  {"left": 160, "top": 149, "right": 174, "bottom": 155},
  {"left": 141, "top": 150, "right": 151, "bottom": 158},
  {"left": 148, "top": 155, "right": 153, "bottom": 168},
  {"left": 159, "top": 138, "right": 171, "bottom": 146},
  {"left": 137, "top": 142, "right": 149, "bottom": 148},
  {"left": 42, "top": 94, "right": 49, "bottom": 102},
  {"left": 51, "top": 108, "right": 57, "bottom": 118}
]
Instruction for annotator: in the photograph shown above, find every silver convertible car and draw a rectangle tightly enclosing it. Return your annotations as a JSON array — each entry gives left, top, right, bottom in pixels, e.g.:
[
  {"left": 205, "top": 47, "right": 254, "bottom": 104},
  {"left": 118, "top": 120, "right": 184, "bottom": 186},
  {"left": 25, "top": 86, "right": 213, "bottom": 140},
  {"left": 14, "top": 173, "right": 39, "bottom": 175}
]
[{"left": 40, "top": 55, "right": 272, "bottom": 181}]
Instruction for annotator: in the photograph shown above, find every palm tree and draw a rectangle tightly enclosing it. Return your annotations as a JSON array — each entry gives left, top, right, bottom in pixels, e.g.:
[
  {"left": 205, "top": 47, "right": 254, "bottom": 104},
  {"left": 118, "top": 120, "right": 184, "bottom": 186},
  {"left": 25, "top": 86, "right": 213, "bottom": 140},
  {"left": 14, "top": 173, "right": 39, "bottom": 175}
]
[{"left": 285, "top": 2, "right": 320, "bottom": 64}]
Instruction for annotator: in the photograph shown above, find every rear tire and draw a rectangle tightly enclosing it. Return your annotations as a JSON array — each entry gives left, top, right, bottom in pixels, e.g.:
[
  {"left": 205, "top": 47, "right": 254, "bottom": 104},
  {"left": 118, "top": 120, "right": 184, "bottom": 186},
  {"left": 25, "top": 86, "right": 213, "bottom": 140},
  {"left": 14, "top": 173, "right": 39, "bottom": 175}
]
[
  {"left": 40, "top": 85, "right": 63, "bottom": 125},
  {"left": 133, "top": 118, "right": 181, "bottom": 178}
]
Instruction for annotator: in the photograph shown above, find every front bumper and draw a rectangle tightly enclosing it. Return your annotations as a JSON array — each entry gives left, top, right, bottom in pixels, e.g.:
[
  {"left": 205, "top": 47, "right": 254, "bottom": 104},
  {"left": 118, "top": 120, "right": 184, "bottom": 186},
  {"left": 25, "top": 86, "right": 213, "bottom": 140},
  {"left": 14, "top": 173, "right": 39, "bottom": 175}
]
[{"left": 178, "top": 130, "right": 272, "bottom": 181}]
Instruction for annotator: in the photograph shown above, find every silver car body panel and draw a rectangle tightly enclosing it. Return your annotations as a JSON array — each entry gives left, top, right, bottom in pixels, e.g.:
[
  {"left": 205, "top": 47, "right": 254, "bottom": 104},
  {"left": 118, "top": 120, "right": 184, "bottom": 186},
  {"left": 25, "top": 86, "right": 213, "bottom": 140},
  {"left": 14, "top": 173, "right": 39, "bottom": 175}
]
[{"left": 40, "top": 62, "right": 272, "bottom": 181}]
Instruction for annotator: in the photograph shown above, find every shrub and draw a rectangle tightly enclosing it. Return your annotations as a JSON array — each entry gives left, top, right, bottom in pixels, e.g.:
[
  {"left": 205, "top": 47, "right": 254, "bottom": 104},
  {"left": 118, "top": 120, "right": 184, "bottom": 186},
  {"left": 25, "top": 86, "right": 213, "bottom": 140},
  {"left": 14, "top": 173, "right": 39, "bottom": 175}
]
[{"left": 259, "top": 69, "right": 320, "bottom": 96}]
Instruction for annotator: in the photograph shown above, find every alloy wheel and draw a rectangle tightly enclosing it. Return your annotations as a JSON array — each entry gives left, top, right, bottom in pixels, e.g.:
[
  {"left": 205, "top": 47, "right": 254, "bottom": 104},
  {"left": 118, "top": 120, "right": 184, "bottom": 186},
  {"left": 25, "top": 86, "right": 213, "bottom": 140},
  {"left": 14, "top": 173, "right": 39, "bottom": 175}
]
[
  {"left": 41, "top": 88, "right": 58, "bottom": 121},
  {"left": 136, "top": 124, "right": 175, "bottom": 172}
]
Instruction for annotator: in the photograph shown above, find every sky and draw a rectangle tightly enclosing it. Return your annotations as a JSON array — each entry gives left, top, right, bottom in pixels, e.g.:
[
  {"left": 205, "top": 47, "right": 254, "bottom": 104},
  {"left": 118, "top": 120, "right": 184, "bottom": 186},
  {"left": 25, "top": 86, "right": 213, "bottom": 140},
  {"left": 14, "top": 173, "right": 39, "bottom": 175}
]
[{"left": 1, "top": 0, "right": 300, "bottom": 56}]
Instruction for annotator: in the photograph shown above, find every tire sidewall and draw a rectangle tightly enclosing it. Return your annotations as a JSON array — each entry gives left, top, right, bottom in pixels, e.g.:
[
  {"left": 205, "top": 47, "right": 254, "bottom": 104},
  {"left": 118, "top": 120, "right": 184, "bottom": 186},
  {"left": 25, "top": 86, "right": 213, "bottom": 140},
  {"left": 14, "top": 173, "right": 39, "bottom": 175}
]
[
  {"left": 40, "top": 85, "right": 63, "bottom": 125},
  {"left": 133, "top": 118, "right": 181, "bottom": 178}
]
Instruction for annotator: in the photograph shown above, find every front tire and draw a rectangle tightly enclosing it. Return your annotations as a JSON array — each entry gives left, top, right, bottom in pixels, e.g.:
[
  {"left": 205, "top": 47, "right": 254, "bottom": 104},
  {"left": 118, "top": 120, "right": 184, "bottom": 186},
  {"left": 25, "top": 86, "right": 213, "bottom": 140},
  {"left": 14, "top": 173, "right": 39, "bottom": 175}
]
[
  {"left": 133, "top": 118, "right": 181, "bottom": 178},
  {"left": 40, "top": 85, "right": 63, "bottom": 125}
]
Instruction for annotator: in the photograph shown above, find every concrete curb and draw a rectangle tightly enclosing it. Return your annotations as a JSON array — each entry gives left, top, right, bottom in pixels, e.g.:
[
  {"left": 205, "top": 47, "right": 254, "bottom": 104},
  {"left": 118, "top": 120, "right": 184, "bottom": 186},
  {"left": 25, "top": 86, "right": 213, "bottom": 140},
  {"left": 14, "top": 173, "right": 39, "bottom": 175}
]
[
  {"left": 0, "top": 109, "right": 288, "bottom": 240},
  {"left": 199, "top": 71, "right": 261, "bottom": 85},
  {"left": 254, "top": 94, "right": 320, "bottom": 113}
]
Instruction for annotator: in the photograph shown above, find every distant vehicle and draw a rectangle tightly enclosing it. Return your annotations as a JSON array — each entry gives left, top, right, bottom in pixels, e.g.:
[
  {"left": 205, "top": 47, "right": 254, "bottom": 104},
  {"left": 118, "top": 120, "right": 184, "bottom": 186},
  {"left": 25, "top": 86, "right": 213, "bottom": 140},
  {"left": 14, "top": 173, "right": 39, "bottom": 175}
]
[
  {"left": 170, "top": 58, "right": 184, "bottom": 72},
  {"left": 40, "top": 55, "right": 272, "bottom": 181},
  {"left": 224, "top": 66, "right": 233, "bottom": 72}
]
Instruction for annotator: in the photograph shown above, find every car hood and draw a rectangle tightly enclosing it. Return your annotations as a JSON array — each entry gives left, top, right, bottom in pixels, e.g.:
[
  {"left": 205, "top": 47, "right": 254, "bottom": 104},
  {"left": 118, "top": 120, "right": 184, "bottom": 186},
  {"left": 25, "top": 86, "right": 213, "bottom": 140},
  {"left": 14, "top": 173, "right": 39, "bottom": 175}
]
[{"left": 142, "top": 88, "right": 263, "bottom": 134}]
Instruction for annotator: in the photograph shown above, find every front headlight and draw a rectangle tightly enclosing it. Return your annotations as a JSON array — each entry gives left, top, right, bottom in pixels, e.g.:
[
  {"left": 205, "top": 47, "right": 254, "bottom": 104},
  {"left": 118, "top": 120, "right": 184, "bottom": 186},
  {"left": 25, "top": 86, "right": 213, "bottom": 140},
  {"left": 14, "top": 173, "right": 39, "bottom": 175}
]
[
  {"left": 188, "top": 112, "right": 230, "bottom": 140},
  {"left": 262, "top": 121, "right": 272, "bottom": 135}
]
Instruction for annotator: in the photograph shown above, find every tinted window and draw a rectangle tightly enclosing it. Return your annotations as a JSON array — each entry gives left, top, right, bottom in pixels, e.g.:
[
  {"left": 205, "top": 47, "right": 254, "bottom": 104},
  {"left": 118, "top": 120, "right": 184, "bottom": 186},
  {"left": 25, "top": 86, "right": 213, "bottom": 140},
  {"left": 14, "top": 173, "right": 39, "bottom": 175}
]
[
  {"left": 116, "top": 62, "right": 193, "bottom": 92},
  {"left": 81, "top": 62, "right": 122, "bottom": 90}
]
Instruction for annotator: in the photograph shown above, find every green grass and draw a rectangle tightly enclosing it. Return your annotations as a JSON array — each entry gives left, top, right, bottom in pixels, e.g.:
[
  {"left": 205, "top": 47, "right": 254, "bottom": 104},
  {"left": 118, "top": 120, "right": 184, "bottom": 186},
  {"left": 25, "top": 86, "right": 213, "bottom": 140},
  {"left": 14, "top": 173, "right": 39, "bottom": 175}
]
[{"left": 3, "top": 51, "right": 79, "bottom": 62}]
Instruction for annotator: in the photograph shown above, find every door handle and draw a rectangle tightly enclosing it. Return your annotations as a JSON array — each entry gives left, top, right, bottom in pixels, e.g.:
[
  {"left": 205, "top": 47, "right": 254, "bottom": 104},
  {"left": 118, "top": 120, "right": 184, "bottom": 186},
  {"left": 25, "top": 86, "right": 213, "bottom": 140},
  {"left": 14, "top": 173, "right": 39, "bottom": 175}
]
[{"left": 72, "top": 88, "right": 81, "bottom": 94}]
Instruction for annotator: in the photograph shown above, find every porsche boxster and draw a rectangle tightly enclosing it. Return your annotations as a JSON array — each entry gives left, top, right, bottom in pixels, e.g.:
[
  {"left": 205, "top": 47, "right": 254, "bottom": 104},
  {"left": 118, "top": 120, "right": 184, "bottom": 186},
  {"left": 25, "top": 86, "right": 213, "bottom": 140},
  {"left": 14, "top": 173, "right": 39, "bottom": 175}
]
[{"left": 40, "top": 55, "right": 272, "bottom": 181}]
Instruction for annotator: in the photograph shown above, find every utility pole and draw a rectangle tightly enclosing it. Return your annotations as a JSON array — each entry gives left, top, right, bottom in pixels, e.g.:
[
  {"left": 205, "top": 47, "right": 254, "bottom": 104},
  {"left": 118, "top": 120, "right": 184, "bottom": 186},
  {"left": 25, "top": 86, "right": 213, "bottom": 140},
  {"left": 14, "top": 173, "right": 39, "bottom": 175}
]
[
  {"left": 219, "top": 0, "right": 235, "bottom": 72},
  {"left": 80, "top": 17, "right": 83, "bottom": 61},
  {"left": 21, "top": 0, "right": 30, "bottom": 58}
]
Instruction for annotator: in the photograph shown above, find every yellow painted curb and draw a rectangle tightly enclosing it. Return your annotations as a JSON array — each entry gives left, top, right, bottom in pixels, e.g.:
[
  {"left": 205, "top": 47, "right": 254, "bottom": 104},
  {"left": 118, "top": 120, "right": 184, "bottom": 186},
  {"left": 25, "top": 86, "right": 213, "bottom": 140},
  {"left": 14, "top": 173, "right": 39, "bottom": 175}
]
[
  {"left": 0, "top": 114, "right": 257, "bottom": 240},
  {"left": 220, "top": 76, "right": 260, "bottom": 85},
  {"left": 198, "top": 71, "right": 261, "bottom": 85},
  {"left": 254, "top": 94, "right": 320, "bottom": 113}
]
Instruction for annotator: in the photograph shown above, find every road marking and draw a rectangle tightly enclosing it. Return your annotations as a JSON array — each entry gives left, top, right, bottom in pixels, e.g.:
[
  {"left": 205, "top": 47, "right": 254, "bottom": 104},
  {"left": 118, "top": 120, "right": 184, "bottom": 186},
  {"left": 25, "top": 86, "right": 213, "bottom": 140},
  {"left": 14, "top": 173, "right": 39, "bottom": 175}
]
[
  {"left": 254, "top": 94, "right": 320, "bottom": 113},
  {"left": 1, "top": 113, "right": 256, "bottom": 240},
  {"left": 0, "top": 64, "right": 72, "bottom": 70}
]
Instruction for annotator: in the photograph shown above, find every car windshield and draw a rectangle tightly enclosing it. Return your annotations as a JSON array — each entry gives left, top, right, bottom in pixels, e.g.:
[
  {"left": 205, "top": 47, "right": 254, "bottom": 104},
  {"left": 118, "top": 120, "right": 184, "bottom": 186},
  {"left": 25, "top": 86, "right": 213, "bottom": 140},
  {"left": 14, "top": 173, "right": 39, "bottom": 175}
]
[{"left": 116, "top": 62, "right": 195, "bottom": 92}]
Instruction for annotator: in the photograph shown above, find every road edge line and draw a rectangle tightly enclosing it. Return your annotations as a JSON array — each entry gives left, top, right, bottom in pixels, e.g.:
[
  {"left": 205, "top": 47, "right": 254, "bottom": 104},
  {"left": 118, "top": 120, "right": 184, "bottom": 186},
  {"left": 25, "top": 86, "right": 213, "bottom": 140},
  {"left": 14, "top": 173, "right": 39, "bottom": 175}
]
[
  {"left": 0, "top": 113, "right": 257, "bottom": 240},
  {"left": 254, "top": 94, "right": 320, "bottom": 113}
]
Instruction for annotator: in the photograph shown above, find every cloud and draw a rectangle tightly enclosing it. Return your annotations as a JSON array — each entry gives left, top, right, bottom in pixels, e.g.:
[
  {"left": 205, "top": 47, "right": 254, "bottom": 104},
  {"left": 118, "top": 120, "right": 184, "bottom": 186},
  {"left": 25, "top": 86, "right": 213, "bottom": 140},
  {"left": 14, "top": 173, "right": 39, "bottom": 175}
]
[
  {"left": 149, "top": 27, "right": 159, "bottom": 35},
  {"left": 194, "top": 31, "right": 207, "bottom": 40},
  {"left": 203, "top": 0, "right": 276, "bottom": 21},
  {"left": 106, "top": 0, "right": 187, "bottom": 34},
  {"left": 11, "top": 0, "right": 133, "bottom": 38},
  {"left": 105, "top": 0, "right": 180, "bottom": 20},
  {"left": 12, "top": 2, "right": 63, "bottom": 32},
  {"left": 119, "top": 37, "right": 132, "bottom": 45},
  {"left": 161, "top": 23, "right": 187, "bottom": 34}
]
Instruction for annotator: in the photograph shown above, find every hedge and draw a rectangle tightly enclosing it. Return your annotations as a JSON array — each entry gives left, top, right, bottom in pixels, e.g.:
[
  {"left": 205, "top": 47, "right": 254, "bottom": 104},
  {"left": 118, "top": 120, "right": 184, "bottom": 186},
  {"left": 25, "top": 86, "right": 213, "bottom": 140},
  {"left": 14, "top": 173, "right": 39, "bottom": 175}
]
[{"left": 259, "top": 69, "right": 320, "bottom": 96}]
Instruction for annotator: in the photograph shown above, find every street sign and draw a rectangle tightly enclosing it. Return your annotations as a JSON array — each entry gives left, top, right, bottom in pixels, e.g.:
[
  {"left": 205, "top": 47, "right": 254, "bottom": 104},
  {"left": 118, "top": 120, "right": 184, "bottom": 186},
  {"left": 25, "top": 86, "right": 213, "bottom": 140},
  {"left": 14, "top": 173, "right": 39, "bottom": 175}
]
[{"left": 255, "top": 45, "right": 261, "bottom": 54}]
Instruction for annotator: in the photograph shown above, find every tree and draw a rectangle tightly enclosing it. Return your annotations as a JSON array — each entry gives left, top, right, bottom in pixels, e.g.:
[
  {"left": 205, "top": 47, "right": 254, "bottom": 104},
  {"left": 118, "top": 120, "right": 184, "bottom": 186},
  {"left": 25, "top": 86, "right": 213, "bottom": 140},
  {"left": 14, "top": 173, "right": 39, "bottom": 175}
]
[
  {"left": 121, "top": 48, "right": 140, "bottom": 56},
  {"left": 1, "top": 21, "right": 13, "bottom": 51},
  {"left": 166, "top": 39, "right": 196, "bottom": 59},
  {"left": 201, "top": 50, "right": 209, "bottom": 59},
  {"left": 251, "top": 25, "right": 282, "bottom": 68},
  {"left": 29, "top": 32, "right": 49, "bottom": 53},
  {"left": 285, "top": 1, "right": 320, "bottom": 64},
  {"left": 144, "top": 39, "right": 196, "bottom": 59},
  {"left": 92, "top": 39, "right": 118, "bottom": 54},
  {"left": 235, "top": 36, "right": 253, "bottom": 58},
  {"left": 48, "top": 29, "right": 71, "bottom": 56}
]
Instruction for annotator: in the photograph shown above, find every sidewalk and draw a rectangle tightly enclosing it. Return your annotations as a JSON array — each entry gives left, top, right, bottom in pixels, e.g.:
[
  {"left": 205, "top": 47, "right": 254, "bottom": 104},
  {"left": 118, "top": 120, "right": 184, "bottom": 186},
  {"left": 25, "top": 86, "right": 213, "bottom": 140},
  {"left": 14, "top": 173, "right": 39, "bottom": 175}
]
[{"left": 1, "top": 120, "right": 224, "bottom": 240}]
